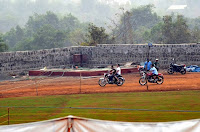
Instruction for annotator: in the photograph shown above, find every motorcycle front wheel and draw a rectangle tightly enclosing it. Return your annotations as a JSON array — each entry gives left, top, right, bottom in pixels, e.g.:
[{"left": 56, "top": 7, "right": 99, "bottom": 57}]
[
  {"left": 139, "top": 69, "right": 144, "bottom": 76},
  {"left": 139, "top": 78, "right": 147, "bottom": 86},
  {"left": 167, "top": 68, "right": 174, "bottom": 74},
  {"left": 180, "top": 69, "right": 186, "bottom": 75},
  {"left": 98, "top": 79, "right": 107, "bottom": 87},
  {"left": 156, "top": 76, "right": 164, "bottom": 85}
]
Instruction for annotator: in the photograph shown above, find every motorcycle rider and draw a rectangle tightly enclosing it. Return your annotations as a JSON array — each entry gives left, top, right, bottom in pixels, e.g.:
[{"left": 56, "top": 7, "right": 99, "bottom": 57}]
[
  {"left": 109, "top": 65, "right": 116, "bottom": 83},
  {"left": 114, "top": 64, "right": 121, "bottom": 82},
  {"left": 116, "top": 64, "right": 121, "bottom": 75},
  {"left": 150, "top": 64, "right": 158, "bottom": 82}
]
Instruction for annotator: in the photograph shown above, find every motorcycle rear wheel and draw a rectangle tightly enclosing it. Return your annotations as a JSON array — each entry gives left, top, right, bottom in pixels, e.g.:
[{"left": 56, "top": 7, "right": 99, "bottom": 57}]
[
  {"left": 139, "top": 78, "right": 147, "bottom": 85},
  {"left": 98, "top": 79, "right": 107, "bottom": 87},
  {"left": 116, "top": 78, "right": 124, "bottom": 86},
  {"left": 156, "top": 76, "right": 164, "bottom": 85}
]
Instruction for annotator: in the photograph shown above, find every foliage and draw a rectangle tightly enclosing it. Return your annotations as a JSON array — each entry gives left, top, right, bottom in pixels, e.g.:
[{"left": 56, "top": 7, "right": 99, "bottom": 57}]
[
  {"left": 86, "top": 23, "right": 109, "bottom": 46},
  {"left": 2, "top": 3, "right": 200, "bottom": 51},
  {"left": 0, "top": 35, "right": 8, "bottom": 52},
  {"left": 162, "top": 15, "right": 191, "bottom": 44},
  {"left": 111, "top": 5, "right": 200, "bottom": 44},
  {"left": 26, "top": 11, "right": 59, "bottom": 35},
  {"left": 191, "top": 26, "right": 200, "bottom": 43},
  {"left": 114, "top": 5, "right": 161, "bottom": 44},
  {"left": 3, "top": 12, "right": 88, "bottom": 51},
  {"left": 149, "top": 22, "right": 163, "bottom": 43},
  {"left": 14, "top": 25, "right": 67, "bottom": 51}
]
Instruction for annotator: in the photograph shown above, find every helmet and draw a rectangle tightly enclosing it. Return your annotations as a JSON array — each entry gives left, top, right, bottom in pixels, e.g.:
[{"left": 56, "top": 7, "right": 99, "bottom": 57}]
[{"left": 156, "top": 59, "right": 158, "bottom": 61}]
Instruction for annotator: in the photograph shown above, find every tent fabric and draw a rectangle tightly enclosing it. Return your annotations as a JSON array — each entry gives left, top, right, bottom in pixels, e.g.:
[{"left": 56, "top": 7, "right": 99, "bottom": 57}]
[
  {"left": 186, "top": 65, "right": 200, "bottom": 72},
  {"left": 0, "top": 115, "right": 200, "bottom": 132},
  {"left": 0, "top": 117, "right": 69, "bottom": 132}
]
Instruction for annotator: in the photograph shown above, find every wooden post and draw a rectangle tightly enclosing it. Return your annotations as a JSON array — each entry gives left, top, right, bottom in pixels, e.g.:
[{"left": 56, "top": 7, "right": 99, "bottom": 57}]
[
  {"left": 8, "top": 108, "right": 10, "bottom": 125},
  {"left": 146, "top": 43, "right": 152, "bottom": 91},
  {"left": 68, "top": 117, "right": 72, "bottom": 132},
  {"left": 35, "top": 80, "right": 38, "bottom": 96},
  {"left": 146, "top": 75, "right": 149, "bottom": 91}
]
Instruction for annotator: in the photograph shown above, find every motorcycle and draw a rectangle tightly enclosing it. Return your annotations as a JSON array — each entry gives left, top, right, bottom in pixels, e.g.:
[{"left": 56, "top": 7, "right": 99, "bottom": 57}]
[
  {"left": 139, "top": 72, "right": 164, "bottom": 85},
  {"left": 167, "top": 63, "right": 186, "bottom": 75},
  {"left": 138, "top": 65, "right": 145, "bottom": 76},
  {"left": 98, "top": 73, "right": 125, "bottom": 87}
]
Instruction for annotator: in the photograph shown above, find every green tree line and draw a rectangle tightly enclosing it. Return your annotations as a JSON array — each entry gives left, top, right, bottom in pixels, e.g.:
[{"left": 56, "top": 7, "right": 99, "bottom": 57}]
[{"left": 1, "top": 5, "right": 200, "bottom": 52}]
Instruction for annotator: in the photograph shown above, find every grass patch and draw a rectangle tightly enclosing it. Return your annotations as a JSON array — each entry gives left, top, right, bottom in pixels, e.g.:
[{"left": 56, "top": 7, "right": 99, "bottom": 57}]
[{"left": 0, "top": 90, "right": 200, "bottom": 125}]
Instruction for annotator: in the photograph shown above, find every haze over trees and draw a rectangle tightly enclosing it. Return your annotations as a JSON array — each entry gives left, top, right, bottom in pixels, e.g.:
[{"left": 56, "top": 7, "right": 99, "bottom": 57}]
[{"left": 0, "top": 0, "right": 200, "bottom": 52}]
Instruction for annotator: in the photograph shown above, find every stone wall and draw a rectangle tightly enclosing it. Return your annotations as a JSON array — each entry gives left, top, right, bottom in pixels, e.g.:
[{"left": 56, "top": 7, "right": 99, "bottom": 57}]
[{"left": 0, "top": 43, "right": 200, "bottom": 75}]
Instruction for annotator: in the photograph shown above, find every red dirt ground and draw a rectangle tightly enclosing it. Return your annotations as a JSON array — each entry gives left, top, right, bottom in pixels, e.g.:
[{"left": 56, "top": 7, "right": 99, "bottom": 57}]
[{"left": 0, "top": 72, "right": 200, "bottom": 98}]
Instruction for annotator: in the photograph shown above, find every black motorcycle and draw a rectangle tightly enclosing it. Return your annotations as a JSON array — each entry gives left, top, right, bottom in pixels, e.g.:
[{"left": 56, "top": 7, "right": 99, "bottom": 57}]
[
  {"left": 98, "top": 73, "right": 125, "bottom": 87},
  {"left": 167, "top": 63, "right": 186, "bottom": 75}
]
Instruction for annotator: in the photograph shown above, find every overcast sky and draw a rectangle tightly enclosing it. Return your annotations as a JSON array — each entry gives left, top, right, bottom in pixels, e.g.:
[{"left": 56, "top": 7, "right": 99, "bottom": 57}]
[{"left": 0, "top": 0, "right": 199, "bottom": 33}]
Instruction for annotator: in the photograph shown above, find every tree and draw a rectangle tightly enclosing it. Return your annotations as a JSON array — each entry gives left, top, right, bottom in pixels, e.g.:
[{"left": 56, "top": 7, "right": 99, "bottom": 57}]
[
  {"left": 173, "top": 15, "right": 191, "bottom": 43},
  {"left": 162, "top": 15, "right": 174, "bottom": 44},
  {"left": 4, "top": 28, "right": 17, "bottom": 49},
  {"left": 86, "top": 23, "right": 109, "bottom": 46},
  {"left": 14, "top": 24, "right": 68, "bottom": 51},
  {"left": 14, "top": 37, "right": 33, "bottom": 51},
  {"left": 113, "top": 5, "right": 161, "bottom": 44},
  {"left": 3, "top": 11, "right": 88, "bottom": 51},
  {"left": 191, "top": 26, "right": 200, "bottom": 43},
  {"left": 3, "top": 25, "right": 25, "bottom": 50},
  {"left": 26, "top": 11, "right": 59, "bottom": 35},
  {"left": 69, "top": 29, "right": 87, "bottom": 46},
  {"left": 150, "top": 22, "right": 163, "bottom": 43},
  {"left": 15, "top": 25, "right": 25, "bottom": 42},
  {"left": 162, "top": 15, "right": 191, "bottom": 44},
  {"left": 59, "top": 14, "right": 80, "bottom": 32},
  {"left": 31, "top": 25, "right": 66, "bottom": 50},
  {"left": 0, "top": 35, "right": 8, "bottom": 52}
]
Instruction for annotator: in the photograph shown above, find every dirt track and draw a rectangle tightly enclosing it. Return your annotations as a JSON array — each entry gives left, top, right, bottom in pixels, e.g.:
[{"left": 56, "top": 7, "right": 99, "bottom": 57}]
[{"left": 0, "top": 72, "right": 200, "bottom": 98}]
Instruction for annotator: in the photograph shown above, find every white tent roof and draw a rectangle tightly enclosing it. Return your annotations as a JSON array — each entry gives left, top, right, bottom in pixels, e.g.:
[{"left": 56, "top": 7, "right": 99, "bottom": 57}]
[{"left": 0, "top": 115, "right": 200, "bottom": 132}]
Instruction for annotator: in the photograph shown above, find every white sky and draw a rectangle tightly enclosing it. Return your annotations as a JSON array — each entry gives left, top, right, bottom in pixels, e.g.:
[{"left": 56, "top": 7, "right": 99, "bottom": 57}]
[
  {"left": 99, "top": 0, "right": 131, "bottom": 5},
  {"left": 71, "top": 0, "right": 131, "bottom": 5}
]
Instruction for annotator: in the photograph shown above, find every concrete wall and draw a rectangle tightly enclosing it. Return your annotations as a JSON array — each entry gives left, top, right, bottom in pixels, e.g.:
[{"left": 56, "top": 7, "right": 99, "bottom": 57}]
[{"left": 0, "top": 43, "right": 200, "bottom": 75}]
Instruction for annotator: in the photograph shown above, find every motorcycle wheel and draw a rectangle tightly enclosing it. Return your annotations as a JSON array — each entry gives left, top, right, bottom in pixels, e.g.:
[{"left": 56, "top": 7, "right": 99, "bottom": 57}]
[
  {"left": 98, "top": 79, "right": 107, "bottom": 87},
  {"left": 139, "top": 78, "right": 147, "bottom": 86},
  {"left": 116, "top": 78, "right": 124, "bottom": 86},
  {"left": 180, "top": 69, "right": 186, "bottom": 75},
  {"left": 156, "top": 76, "right": 164, "bottom": 85},
  {"left": 167, "top": 68, "right": 174, "bottom": 74}
]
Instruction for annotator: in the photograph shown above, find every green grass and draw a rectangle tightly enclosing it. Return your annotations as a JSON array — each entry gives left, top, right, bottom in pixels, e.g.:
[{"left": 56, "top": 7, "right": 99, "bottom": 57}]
[{"left": 0, "top": 90, "right": 200, "bottom": 125}]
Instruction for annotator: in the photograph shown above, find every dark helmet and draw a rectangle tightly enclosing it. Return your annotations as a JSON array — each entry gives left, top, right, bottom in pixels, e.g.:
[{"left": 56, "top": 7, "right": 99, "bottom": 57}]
[{"left": 111, "top": 65, "right": 114, "bottom": 69}]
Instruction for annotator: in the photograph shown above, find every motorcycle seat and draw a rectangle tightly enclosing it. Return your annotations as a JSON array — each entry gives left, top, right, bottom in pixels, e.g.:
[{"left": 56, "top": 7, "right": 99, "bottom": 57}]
[
  {"left": 174, "top": 64, "right": 184, "bottom": 67},
  {"left": 116, "top": 75, "right": 122, "bottom": 77}
]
